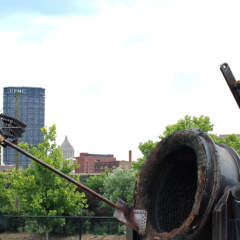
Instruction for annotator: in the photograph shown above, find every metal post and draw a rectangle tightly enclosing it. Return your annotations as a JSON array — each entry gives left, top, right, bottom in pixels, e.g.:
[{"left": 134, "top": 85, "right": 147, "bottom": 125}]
[{"left": 79, "top": 218, "right": 82, "bottom": 240}]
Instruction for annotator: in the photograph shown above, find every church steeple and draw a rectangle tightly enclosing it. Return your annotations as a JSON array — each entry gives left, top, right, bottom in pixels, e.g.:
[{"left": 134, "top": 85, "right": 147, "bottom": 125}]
[{"left": 60, "top": 136, "right": 74, "bottom": 159}]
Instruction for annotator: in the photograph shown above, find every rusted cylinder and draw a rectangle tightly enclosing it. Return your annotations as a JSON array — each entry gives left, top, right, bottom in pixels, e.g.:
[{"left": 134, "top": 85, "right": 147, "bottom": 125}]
[{"left": 134, "top": 129, "right": 240, "bottom": 240}]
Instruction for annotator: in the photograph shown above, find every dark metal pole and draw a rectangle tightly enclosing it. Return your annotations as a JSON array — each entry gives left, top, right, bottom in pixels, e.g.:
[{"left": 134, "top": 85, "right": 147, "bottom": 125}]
[
  {"left": 220, "top": 63, "right": 240, "bottom": 108},
  {"left": 79, "top": 218, "right": 82, "bottom": 240}
]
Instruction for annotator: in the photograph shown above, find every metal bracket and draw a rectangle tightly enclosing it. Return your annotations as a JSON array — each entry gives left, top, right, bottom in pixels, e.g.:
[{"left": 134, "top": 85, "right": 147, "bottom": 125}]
[{"left": 114, "top": 199, "right": 147, "bottom": 235}]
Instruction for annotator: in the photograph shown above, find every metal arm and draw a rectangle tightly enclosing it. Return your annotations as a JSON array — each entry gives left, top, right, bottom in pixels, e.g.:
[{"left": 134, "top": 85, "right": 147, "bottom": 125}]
[{"left": 220, "top": 63, "right": 240, "bottom": 108}]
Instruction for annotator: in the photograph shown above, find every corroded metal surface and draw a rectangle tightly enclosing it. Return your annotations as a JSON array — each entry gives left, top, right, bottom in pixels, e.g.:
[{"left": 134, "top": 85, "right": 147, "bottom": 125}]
[
  {"left": 134, "top": 129, "right": 240, "bottom": 240},
  {"left": 212, "top": 184, "right": 240, "bottom": 240},
  {"left": 220, "top": 63, "right": 240, "bottom": 109},
  {"left": 212, "top": 186, "right": 232, "bottom": 240},
  {"left": 0, "top": 113, "right": 26, "bottom": 144},
  {"left": 114, "top": 199, "right": 147, "bottom": 235}
]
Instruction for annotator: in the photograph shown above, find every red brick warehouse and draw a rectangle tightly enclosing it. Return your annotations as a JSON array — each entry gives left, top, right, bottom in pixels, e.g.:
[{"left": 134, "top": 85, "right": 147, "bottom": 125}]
[{"left": 75, "top": 153, "right": 117, "bottom": 174}]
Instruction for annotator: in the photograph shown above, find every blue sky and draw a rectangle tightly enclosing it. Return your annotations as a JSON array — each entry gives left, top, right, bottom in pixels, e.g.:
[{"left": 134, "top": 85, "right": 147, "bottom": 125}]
[
  {"left": 0, "top": 0, "right": 99, "bottom": 16},
  {"left": 0, "top": 0, "right": 100, "bottom": 42},
  {"left": 1, "top": 0, "right": 240, "bottom": 160}
]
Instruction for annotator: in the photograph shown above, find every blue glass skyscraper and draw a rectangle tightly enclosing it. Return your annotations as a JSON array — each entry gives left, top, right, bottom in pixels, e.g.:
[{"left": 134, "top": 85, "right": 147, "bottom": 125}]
[{"left": 3, "top": 87, "right": 45, "bottom": 168}]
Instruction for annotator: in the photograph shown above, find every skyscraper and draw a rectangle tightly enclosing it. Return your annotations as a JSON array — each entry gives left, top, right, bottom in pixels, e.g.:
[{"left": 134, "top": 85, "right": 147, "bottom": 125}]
[{"left": 3, "top": 87, "right": 45, "bottom": 168}]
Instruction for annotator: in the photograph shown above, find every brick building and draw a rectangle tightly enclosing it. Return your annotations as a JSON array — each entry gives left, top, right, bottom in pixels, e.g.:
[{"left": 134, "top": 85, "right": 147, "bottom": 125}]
[
  {"left": 0, "top": 165, "right": 15, "bottom": 172},
  {"left": 95, "top": 161, "right": 119, "bottom": 173},
  {"left": 75, "top": 153, "right": 117, "bottom": 174},
  {"left": 94, "top": 160, "right": 131, "bottom": 173},
  {"left": 75, "top": 151, "right": 132, "bottom": 174}
]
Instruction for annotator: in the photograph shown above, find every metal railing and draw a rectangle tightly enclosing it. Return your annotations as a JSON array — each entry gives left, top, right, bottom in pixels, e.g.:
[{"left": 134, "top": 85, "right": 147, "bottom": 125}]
[{"left": 0, "top": 215, "right": 125, "bottom": 240}]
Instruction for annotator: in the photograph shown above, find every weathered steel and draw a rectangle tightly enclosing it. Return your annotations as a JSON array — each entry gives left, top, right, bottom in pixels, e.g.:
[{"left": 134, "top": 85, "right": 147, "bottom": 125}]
[
  {"left": 133, "top": 129, "right": 240, "bottom": 240},
  {"left": 220, "top": 63, "right": 240, "bottom": 108},
  {"left": 0, "top": 113, "right": 26, "bottom": 144},
  {"left": 212, "top": 184, "right": 240, "bottom": 240},
  {"left": 114, "top": 199, "right": 147, "bottom": 235}
]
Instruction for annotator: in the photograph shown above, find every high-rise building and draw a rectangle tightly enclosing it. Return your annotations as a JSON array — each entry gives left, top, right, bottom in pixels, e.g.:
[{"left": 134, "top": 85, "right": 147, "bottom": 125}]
[{"left": 3, "top": 87, "right": 45, "bottom": 168}]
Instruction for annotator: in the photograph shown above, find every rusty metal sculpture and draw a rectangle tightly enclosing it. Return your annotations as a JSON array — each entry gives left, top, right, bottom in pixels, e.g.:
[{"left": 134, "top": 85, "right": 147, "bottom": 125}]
[
  {"left": 133, "top": 129, "right": 240, "bottom": 240},
  {"left": 1, "top": 63, "right": 240, "bottom": 240},
  {"left": 131, "top": 63, "right": 240, "bottom": 240}
]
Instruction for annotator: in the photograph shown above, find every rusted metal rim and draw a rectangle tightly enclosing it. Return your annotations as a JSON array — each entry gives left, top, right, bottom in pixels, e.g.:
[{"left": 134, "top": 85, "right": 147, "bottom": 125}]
[{"left": 134, "top": 129, "right": 220, "bottom": 239}]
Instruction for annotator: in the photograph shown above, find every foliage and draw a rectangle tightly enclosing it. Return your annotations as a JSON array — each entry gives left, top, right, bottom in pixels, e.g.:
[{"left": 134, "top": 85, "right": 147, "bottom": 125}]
[
  {"left": 86, "top": 170, "right": 110, "bottom": 195},
  {"left": 133, "top": 115, "right": 214, "bottom": 172},
  {"left": 10, "top": 125, "right": 87, "bottom": 232},
  {"left": 132, "top": 140, "right": 157, "bottom": 172},
  {"left": 84, "top": 170, "right": 111, "bottom": 216},
  {"left": 0, "top": 171, "right": 17, "bottom": 214},
  {"left": 85, "top": 168, "right": 137, "bottom": 215},
  {"left": 103, "top": 168, "right": 136, "bottom": 205},
  {"left": 160, "top": 115, "right": 213, "bottom": 139}
]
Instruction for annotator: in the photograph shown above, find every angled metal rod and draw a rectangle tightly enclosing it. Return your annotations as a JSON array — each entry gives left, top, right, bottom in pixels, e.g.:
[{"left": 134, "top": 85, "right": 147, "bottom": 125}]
[
  {"left": 220, "top": 63, "right": 240, "bottom": 108},
  {"left": 0, "top": 135, "right": 121, "bottom": 210}
]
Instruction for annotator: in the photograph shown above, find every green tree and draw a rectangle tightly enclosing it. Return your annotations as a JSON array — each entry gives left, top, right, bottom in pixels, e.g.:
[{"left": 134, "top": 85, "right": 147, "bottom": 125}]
[
  {"left": 0, "top": 171, "right": 16, "bottom": 214},
  {"left": 103, "top": 168, "right": 136, "bottom": 205},
  {"left": 85, "top": 170, "right": 111, "bottom": 216},
  {"left": 132, "top": 140, "right": 157, "bottom": 172},
  {"left": 85, "top": 168, "right": 136, "bottom": 216},
  {"left": 160, "top": 115, "right": 213, "bottom": 139},
  {"left": 133, "top": 115, "right": 214, "bottom": 172},
  {"left": 11, "top": 125, "right": 87, "bottom": 232},
  {"left": 86, "top": 170, "right": 109, "bottom": 195}
]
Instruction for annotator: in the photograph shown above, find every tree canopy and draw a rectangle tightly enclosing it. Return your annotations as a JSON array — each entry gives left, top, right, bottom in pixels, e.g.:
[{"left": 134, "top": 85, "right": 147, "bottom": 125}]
[
  {"left": 160, "top": 115, "right": 213, "bottom": 139},
  {"left": 132, "top": 115, "right": 240, "bottom": 172},
  {"left": 103, "top": 168, "right": 136, "bottom": 205},
  {"left": 5, "top": 125, "right": 88, "bottom": 232},
  {"left": 13, "top": 125, "right": 87, "bottom": 217},
  {"left": 85, "top": 168, "right": 136, "bottom": 215},
  {"left": 0, "top": 171, "right": 16, "bottom": 214}
]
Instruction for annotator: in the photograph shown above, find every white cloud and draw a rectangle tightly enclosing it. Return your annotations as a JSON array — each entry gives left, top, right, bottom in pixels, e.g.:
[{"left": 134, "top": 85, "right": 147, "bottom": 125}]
[{"left": 1, "top": 0, "right": 240, "bottom": 160}]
